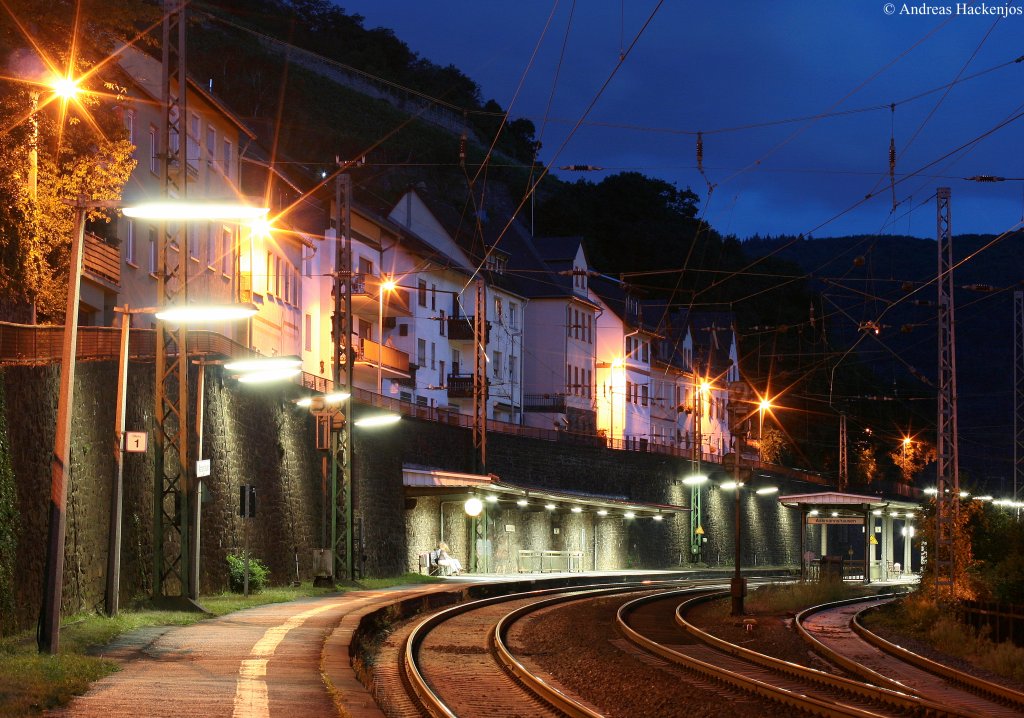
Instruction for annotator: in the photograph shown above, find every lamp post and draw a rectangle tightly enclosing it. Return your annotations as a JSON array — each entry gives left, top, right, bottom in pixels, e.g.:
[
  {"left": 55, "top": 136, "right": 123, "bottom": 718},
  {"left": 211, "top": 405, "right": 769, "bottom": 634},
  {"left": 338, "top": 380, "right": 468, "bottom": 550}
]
[
  {"left": 39, "top": 197, "right": 118, "bottom": 653},
  {"left": 726, "top": 401, "right": 747, "bottom": 616},
  {"left": 758, "top": 398, "right": 772, "bottom": 463}
]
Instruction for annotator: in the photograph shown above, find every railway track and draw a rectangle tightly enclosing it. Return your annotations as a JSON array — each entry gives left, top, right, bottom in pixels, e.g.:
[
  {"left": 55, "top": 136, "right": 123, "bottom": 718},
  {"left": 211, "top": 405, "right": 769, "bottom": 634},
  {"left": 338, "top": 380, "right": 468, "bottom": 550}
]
[
  {"left": 798, "top": 596, "right": 1024, "bottom": 717},
  {"left": 620, "top": 588, "right": 945, "bottom": 717},
  {"left": 386, "top": 578, "right": 1024, "bottom": 717},
  {"left": 402, "top": 580, "right": 680, "bottom": 718}
]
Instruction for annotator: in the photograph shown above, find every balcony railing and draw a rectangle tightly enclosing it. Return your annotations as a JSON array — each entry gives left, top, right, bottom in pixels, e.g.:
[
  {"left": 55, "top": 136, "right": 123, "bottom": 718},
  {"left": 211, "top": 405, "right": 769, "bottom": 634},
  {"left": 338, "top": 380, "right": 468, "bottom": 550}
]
[
  {"left": 523, "top": 393, "right": 567, "bottom": 413},
  {"left": 446, "top": 374, "right": 475, "bottom": 398},
  {"left": 356, "top": 337, "right": 410, "bottom": 374},
  {"left": 83, "top": 232, "right": 120, "bottom": 287},
  {"left": 446, "top": 316, "right": 489, "bottom": 342}
]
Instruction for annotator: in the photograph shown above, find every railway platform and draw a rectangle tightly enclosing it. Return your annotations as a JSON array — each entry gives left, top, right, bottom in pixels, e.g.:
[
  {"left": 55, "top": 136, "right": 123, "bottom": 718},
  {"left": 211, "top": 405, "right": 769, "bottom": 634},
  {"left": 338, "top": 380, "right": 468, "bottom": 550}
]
[{"left": 49, "top": 567, "right": 919, "bottom": 718}]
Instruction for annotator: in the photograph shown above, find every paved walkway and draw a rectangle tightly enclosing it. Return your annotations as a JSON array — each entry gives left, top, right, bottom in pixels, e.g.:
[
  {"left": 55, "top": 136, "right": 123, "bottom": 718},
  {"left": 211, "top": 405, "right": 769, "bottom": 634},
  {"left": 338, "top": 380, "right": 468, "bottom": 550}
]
[
  {"left": 46, "top": 569, "right": 917, "bottom": 717},
  {"left": 48, "top": 584, "right": 460, "bottom": 718}
]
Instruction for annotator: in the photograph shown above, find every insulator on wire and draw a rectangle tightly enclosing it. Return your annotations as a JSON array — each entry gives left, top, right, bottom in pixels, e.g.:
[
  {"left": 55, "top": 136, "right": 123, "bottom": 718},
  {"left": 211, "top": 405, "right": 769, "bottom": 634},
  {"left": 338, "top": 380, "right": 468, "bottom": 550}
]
[
  {"left": 459, "top": 132, "right": 466, "bottom": 168},
  {"left": 696, "top": 131, "right": 704, "bottom": 173}
]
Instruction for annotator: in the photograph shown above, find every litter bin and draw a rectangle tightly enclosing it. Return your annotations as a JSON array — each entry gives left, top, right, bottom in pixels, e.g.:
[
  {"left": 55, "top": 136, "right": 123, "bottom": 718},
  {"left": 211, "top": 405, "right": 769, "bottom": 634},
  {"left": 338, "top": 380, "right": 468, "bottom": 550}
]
[{"left": 820, "top": 555, "right": 844, "bottom": 581}]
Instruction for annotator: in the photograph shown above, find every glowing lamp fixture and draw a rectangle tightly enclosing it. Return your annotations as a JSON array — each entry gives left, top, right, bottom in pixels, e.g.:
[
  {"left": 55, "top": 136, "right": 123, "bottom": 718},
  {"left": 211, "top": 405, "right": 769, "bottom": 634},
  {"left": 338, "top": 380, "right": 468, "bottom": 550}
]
[
  {"left": 297, "top": 391, "right": 351, "bottom": 408},
  {"left": 516, "top": 499, "right": 528, "bottom": 507},
  {"left": 571, "top": 506, "right": 583, "bottom": 513},
  {"left": 486, "top": 495, "right": 499, "bottom": 503},
  {"left": 976, "top": 495, "right": 993, "bottom": 502},
  {"left": 597, "top": 509, "right": 608, "bottom": 517},
  {"left": 354, "top": 414, "right": 401, "bottom": 428},
  {"left": 381, "top": 278, "right": 398, "bottom": 292},
  {"left": 545, "top": 503, "right": 557, "bottom": 510},
  {"left": 237, "top": 368, "right": 302, "bottom": 384},
  {"left": 959, "top": 491, "right": 970, "bottom": 498},
  {"left": 831, "top": 512, "right": 839, "bottom": 517},
  {"left": 755, "top": 486, "right": 778, "bottom": 495},
  {"left": 720, "top": 481, "right": 741, "bottom": 490},
  {"left": 759, "top": 399, "right": 772, "bottom": 412},
  {"left": 809, "top": 509, "right": 819, "bottom": 516},
  {"left": 652, "top": 514, "right": 663, "bottom": 521},
  {"left": 464, "top": 497, "right": 483, "bottom": 517},
  {"left": 123, "top": 202, "right": 269, "bottom": 221},
  {"left": 51, "top": 76, "right": 80, "bottom": 99},
  {"left": 155, "top": 304, "right": 257, "bottom": 323},
  {"left": 624, "top": 511, "right": 636, "bottom": 519},
  {"left": 225, "top": 356, "right": 301, "bottom": 373},
  {"left": 682, "top": 474, "right": 708, "bottom": 486},
  {"left": 873, "top": 510, "right": 883, "bottom": 516},
  {"left": 924, "top": 487, "right": 938, "bottom": 495},
  {"left": 903, "top": 437, "right": 912, "bottom": 447}
]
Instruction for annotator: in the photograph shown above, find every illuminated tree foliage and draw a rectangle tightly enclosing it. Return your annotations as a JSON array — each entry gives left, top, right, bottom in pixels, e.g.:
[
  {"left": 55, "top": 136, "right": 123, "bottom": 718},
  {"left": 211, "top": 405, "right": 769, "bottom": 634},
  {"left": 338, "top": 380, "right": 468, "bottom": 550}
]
[
  {"left": 917, "top": 498, "right": 983, "bottom": 601},
  {"left": 0, "top": 0, "right": 149, "bottom": 321},
  {"left": 889, "top": 440, "right": 936, "bottom": 484},
  {"left": 757, "top": 427, "right": 788, "bottom": 465},
  {"left": 853, "top": 443, "right": 879, "bottom": 484}
]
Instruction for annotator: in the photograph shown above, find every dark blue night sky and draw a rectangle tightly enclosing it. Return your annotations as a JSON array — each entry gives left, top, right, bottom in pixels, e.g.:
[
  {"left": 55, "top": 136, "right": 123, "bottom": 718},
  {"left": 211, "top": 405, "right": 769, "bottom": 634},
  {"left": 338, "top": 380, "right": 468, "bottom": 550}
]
[{"left": 343, "top": 1, "right": 1024, "bottom": 240}]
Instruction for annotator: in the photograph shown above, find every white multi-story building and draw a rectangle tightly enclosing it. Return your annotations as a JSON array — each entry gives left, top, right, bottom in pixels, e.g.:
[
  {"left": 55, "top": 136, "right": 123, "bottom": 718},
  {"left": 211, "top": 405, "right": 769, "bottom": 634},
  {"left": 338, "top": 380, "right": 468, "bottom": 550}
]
[
  {"left": 590, "top": 275, "right": 659, "bottom": 448},
  {"left": 519, "top": 237, "right": 599, "bottom": 435},
  {"left": 87, "top": 46, "right": 302, "bottom": 358},
  {"left": 385, "top": 188, "right": 525, "bottom": 423}
]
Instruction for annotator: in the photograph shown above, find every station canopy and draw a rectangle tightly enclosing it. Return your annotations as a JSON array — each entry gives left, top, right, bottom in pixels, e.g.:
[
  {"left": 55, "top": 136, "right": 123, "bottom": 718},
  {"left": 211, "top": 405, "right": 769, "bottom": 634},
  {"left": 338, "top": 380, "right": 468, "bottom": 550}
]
[
  {"left": 778, "top": 491, "right": 921, "bottom": 519},
  {"left": 403, "top": 465, "right": 686, "bottom": 519}
]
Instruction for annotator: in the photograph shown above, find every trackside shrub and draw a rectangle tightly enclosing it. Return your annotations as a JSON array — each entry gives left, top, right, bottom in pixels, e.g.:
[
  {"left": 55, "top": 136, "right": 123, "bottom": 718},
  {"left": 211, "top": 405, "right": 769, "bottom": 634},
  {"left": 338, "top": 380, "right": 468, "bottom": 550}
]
[{"left": 226, "top": 553, "right": 269, "bottom": 594}]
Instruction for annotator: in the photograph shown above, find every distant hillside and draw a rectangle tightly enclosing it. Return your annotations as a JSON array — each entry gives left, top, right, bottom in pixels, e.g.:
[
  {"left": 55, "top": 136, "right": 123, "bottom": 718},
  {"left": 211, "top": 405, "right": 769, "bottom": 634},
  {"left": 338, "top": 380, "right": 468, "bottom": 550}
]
[{"left": 745, "top": 232, "right": 1024, "bottom": 493}]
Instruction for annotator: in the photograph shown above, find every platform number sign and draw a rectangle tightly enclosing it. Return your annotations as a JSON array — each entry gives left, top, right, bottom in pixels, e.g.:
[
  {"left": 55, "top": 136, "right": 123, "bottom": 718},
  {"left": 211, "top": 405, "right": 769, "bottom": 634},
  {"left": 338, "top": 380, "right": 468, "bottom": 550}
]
[{"left": 125, "top": 431, "right": 147, "bottom": 453}]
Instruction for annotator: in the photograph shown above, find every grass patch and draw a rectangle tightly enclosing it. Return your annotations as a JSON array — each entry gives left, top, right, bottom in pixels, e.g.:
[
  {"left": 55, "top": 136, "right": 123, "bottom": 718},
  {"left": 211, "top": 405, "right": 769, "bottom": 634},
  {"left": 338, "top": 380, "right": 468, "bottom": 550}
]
[
  {"left": 743, "top": 580, "right": 872, "bottom": 614},
  {"left": 868, "top": 593, "right": 1024, "bottom": 684},
  {"left": 0, "top": 576, "right": 441, "bottom": 715}
]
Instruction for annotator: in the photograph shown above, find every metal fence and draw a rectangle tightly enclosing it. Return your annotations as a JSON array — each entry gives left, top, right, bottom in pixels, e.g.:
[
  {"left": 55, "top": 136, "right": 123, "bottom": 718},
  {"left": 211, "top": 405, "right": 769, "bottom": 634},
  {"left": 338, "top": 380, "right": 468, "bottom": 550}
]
[
  {"left": 959, "top": 600, "right": 1024, "bottom": 647},
  {"left": 0, "top": 321, "right": 831, "bottom": 477}
]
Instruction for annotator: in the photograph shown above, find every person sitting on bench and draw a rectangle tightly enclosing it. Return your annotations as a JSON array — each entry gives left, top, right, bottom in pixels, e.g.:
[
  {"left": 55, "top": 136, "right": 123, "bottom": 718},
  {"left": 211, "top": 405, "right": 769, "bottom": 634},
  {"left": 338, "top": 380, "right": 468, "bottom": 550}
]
[{"left": 436, "top": 541, "right": 463, "bottom": 575}]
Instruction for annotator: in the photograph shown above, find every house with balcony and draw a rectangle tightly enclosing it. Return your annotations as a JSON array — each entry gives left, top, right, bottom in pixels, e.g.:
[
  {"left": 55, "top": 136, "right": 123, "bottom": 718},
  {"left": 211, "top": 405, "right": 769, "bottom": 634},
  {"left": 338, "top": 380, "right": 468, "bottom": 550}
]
[
  {"left": 97, "top": 45, "right": 259, "bottom": 348},
  {"left": 589, "top": 275, "right": 661, "bottom": 449},
  {"left": 518, "top": 236, "right": 600, "bottom": 436},
  {"left": 385, "top": 188, "right": 525, "bottom": 424},
  {"left": 292, "top": 189, "right": 413, "bottom": 393}
]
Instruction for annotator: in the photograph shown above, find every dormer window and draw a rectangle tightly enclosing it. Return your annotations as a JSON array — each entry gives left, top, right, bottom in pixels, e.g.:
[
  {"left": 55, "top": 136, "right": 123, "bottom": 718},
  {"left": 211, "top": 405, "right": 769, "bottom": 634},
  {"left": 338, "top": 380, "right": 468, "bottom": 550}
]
[
  {"left": 574, "top": 265, "right": 587, "bottom": 291},
  {"left": 485, "top": 254, "right": 506, "bottom": 274}
]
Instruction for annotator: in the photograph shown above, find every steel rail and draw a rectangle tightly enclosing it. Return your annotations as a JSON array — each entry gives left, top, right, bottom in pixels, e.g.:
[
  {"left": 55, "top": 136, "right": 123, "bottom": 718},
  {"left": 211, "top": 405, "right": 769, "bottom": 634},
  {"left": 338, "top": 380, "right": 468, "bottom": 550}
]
[
  {"left": 850, "top": 602, "right": 1024, "bottom": 711},
  {"left": 618, "top": 588, "right": 942, "bottom": 717},
  {"left": 492, "top": 582, "right": 731, "bottom": 718},
  {"left": 794, "top": 595, "right": 925, "bottom": 697},
  {"left": 402, "top": 579, "right": 686, "bottom": 718}
]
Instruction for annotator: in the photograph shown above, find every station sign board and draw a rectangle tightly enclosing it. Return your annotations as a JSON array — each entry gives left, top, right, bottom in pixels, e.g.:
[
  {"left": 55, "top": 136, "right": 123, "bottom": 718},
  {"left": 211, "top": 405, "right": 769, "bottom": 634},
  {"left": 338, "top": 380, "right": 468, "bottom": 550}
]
[{"left": 808, "top": 516, "right": 863, "bottom": 525}]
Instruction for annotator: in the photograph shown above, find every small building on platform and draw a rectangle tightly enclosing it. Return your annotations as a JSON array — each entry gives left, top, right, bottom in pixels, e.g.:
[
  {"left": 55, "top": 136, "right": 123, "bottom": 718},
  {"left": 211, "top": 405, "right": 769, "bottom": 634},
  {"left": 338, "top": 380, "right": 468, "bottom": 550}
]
[
  {"left": 403, "top": 466, "right": 687, "bottom": 575},
  {"left": 779, "top": 491, "right": 921, "bottom": 583}
]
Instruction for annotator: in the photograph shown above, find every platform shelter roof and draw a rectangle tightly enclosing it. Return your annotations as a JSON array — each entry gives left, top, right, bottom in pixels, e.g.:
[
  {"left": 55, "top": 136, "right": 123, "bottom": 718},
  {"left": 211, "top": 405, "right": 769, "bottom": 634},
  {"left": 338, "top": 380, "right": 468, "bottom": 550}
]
[
  {"left": 403, "top": 465, "right": 687, "bottom": 518},
  {"left": 778, "top": 491, "right": 920, "bottom": 516}
]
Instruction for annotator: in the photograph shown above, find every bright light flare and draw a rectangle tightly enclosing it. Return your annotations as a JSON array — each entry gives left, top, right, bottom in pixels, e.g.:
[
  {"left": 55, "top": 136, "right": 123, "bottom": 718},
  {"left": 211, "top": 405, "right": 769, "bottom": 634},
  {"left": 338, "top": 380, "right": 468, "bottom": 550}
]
[
  {"left": 123, "top": 202, "right": 269, "bottom": 221},
  {"left": 682, "top": 474, "right": 708, "bottom": 486},
  {"left": 464, "top": 497, "right": 483, "bottom": 517},
  {"left": 720, "top": 481, "right": 742, "bottom": 490},
  {"left": 236, "top": 368, "right": 301, "bottom": 384},
  {"left": 250, "top": 217, "right": 273, "bottom": 237},
  {"left": 50, "top": 76, "right": 80, "bottom": 100},
  {"left": 381, "top": 278, "right": 398, "bottom": 292},
  {"left": 225, "top": 356, "right": 301, "bottom": 373},
  {"left": 353, "top": 414, "right": 401, "bottom": 428},
  {"left": 755, "top": 486, "right": 778, "bottom": 495},
  {"left": 155, "top": 304, "right": 257, "bottom": 323}
]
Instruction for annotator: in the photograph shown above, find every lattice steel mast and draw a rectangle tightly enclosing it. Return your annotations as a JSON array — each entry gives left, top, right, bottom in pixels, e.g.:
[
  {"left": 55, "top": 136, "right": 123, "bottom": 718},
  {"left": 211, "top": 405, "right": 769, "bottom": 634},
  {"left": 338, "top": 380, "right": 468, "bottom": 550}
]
[
  {"left": 934, "top": 187, "right": 959, "bottom": 598},
  {"left": 153, "top": 0, "right": 192, "bottom": 601}
]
